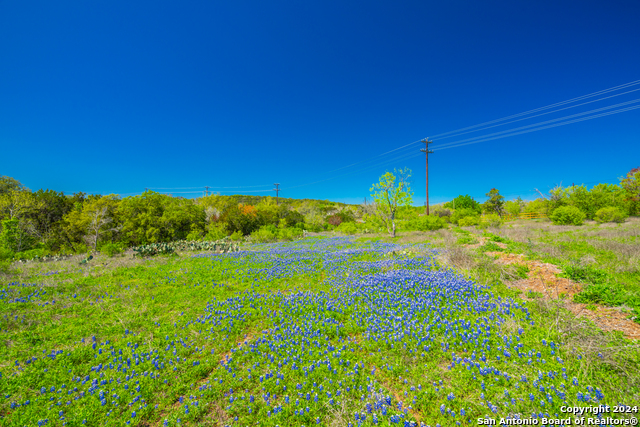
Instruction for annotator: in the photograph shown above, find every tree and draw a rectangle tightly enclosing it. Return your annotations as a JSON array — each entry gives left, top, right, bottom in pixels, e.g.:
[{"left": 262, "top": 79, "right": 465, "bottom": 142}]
[
  {"left": 0, "top": 189, "right": 43, "bottom": 220},
  {"left": 482, "top": 188, "right": 505, "bottom": 216},
  {"left": 0, "top": 176, "right": 25, "bottom": 194},
  {"left": 620, "top": 167, "right": 640, "bottom": 201},
  {"left": 0, "top": 189, "right": 44, "bottom": 252},
  {"left": 62, "top": 195, "right": 121, "bottom": 251},
  {"left": 24, "top": 190, "right": 77, "bottom": 250},
  {"left": 504, "top": 197, "right": 524, "bottom": 217},
  {"left": 443, "top": 195, "right": 481, "bottom": 213},
  {"left": 118, "top": 191, "right": 205, "bottom": 245},
  {"left": 370, "top": 168, "right": 413, "bottom": 237}
]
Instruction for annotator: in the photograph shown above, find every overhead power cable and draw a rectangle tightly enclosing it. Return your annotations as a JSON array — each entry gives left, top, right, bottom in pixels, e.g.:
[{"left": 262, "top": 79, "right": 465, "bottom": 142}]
[
  {"left": 430, "top": 78, "right": 640, "bottom": 139},
  {"left": 432, "top": 98, "right": 640, "bottom": 150},
  {"left": 435, "top": 87, "right": 640, "bottom": 141},
  {"left": 432, "top": 104, "right": 640, "bottom": 152}
]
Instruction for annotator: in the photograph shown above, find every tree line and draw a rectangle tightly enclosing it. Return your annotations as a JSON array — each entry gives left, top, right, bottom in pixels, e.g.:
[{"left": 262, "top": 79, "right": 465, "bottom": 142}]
[{"left": 1, "top": 167, "right": 638, "bottom": 259}]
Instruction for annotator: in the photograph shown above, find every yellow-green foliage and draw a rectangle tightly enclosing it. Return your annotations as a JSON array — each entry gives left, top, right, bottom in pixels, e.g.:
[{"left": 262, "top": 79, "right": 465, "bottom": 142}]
[
  {"left": 336, "top": 221, "right": 358, "bottom": 235},
  {"left": 550, "top": 205, "right": 586, "bottom": 225},
  {"left": 594, "top": 206, "right": 627, "bottom": 223},
  {"left": 458, "top": 216, "right": 480, "bottom": 227}
]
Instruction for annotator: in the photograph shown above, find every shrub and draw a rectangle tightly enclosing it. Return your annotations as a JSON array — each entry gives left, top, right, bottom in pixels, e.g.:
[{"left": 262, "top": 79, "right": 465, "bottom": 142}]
[
  {"left": 443, "top": 195, "right": 481, "bottom": 213},
  {"left": 99, "top": 242, "right": 126, "bottom": 257},
  {"left": 336, "top": 222, "right": 358, "bottom": 235},
  {"left": 432, "top": 207, "right": 451, "bottom": 218},
  {"left": 0, "top": 260, "right": 11, "bottom": 274},
  {"left": 594, "top": 206, "right": 627, "bottom": 224},
  {"left": 407, "top": 215, "right": 446, "bottom": 231},
  {"left": 205, "top": 222, "right": 229, "bottom": 241},
  {"left": 0, "top": 246, "right": 14, "bottom": 261},
  {"left": 250, "top": 227, "right": 277, "bottom": 243},
  {"left": 458, "top": 216, "right": 480, "bottom": 227},
  {"left": 478, "top": 213, "right": 502, "bottom": 229},
  {"left": 305, "top": 223, "right": 324, "bottom": 233},
  {"left": 550, "top": 206, "right": 586, "bottom": 225},
  {"left": 278, "top": 227, "right": 303, "bottom": 241},
  {"left": 13, "top": 248, "right": 51, "bottom": 261},
  {"left": 450, "top": 208, "right": 480, "bottom": 225},
  {"left": 229, "top": 230, "right": 244, "bottom": 241}
]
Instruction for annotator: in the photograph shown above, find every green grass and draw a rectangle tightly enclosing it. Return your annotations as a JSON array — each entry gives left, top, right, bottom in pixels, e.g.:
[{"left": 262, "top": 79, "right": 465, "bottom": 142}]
[
  {"left": 1, "top": 235, "right": 639, "bottom": 426},
  {"left": 477, "top": 224, "right": 640, "bottom": 320}
]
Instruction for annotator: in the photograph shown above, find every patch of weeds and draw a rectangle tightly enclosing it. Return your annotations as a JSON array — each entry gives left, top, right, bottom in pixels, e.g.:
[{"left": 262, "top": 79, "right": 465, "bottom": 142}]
[
  {"left": 527, "top": 290, "right": 543, "bottom": 299},
  {"left": 514, "top": 264, "right": 530, "bottom": 279},
  {"left": 560, "top": 264, "right": 610, "bottom": 285},
  {"left": 479, "top": 241, "right": 504, "bottom": 252},
  {"left": 456, "top": 236, "right": 478, "bottom": 245},
  {"left": 483, "top": 233, "right": 508, "bottom": 243},
  {"left": 573, "top": 282, "right": 629, "bottom": 308},
  {"left": 451, "top": 227, "right": 469, "bottom": 235}
]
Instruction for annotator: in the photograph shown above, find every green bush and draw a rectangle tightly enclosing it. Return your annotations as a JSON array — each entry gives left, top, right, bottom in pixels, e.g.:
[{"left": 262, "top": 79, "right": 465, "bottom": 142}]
[
  {"left": 458, "top": 216, "right": 480, "bottom": 227},
  {"left": 336, "top": 222, "right": 358, "bottom": 235},
  {"left": 406, "top": 215, "right": 446, "bottom": 231},
  {"left": 229, "top": 230, "right": 244, "bottom": 241},
  {"left": 278, "top": 227, "right": 303, "bottom": 241},
  {"left": 250, "top": 227, "right": 277, "bottom": 243},
  {"left": 0, "top": 218, "right": 36, "bottom": 252},
  {"left": 0, "top": 259, "right": 11, "bottom": 274},
  {"left": 450, "top": 208, "right": 480, "bottom": 225},
  {"left": 550, "top": 206, "right": 586, "bottom": 225},
  {"left": 205, "top": 222, "right": 229, "bottom": 241},
  {"left": 478, "top": 213, "right": 502, "bottom": 228},
  {"left": 594, "top": 206, "right": 627, "bottom": 223},
  {"left": 99, "top": 242, "right": 126, "bottom": 257},
  {"left": 0, "top": 246, "right": 14, "bottom": 261},
  {"left": 13, "top": 248, "right": 51, "bottom": 261},
  {"left": 305, "top": 223, "right": 324, "bottom": 233}
]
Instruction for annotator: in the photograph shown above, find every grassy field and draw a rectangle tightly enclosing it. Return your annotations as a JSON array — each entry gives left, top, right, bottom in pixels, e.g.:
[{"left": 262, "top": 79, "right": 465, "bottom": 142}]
[{"left": 1, "top": 225, "right": 639, "bottom": 426}]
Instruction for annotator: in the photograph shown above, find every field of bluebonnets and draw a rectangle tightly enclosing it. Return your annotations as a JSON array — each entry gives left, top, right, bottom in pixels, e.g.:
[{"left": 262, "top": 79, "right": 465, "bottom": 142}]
[{"left": 1, "top": 236, "right": 639, "bottom": 426}]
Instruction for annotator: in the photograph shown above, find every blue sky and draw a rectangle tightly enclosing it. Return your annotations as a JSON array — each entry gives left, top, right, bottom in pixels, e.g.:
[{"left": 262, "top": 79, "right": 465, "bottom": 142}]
[{"left": 1, "top": 0, "right": 639, "bottom": 206}]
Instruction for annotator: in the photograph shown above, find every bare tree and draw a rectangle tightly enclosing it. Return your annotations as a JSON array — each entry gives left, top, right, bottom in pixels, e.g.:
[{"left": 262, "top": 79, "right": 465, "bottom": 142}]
[{"left": 83, "top": 207, "right": 113, "bottom": 251}]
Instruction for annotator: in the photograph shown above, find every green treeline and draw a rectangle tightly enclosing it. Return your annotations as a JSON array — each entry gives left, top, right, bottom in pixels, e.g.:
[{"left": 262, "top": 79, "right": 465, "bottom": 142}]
[
  {"left": 0, "top": 167, "right": 638, "bottom": 260},
  {"left": 0, "top": 176, "right": 368, "bottom": 259}
]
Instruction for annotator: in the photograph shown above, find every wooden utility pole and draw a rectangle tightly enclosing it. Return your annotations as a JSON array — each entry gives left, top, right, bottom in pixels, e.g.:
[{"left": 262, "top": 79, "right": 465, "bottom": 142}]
[
  {"left": 273, "top": 183, "right": 280, "bottom": 205},
  {"left": 420, "top": 138, "right": 434, "bottom": 215}
]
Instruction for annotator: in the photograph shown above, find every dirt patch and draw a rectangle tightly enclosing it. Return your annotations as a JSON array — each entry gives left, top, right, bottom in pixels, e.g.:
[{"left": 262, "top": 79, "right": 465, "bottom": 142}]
[
  {"left": 483, "top": 251, "right": 640, "bottom": 340},
  {"left": 487, "top": 252, "right": 581, "bottom": 297},
  {"left": 565, "top": 303, "right": 640, "bottom": 340}
]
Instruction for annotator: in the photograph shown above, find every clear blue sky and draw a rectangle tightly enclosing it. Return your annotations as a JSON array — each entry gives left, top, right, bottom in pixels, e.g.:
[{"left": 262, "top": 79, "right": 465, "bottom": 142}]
[{"left": 2, "top": 1, "right": 639, "bottom": 205}]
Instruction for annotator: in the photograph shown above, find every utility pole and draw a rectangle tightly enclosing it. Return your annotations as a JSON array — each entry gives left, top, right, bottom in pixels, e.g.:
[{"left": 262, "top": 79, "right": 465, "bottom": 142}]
[
  {"left": 273, "top": 183, "right": 280, "bottom": 205},
  {"left": 420, "top": 138, "right": 434, "bottom": 215},
  {"left": 205, "top": 186, "right": 210, "bottom": 197}
]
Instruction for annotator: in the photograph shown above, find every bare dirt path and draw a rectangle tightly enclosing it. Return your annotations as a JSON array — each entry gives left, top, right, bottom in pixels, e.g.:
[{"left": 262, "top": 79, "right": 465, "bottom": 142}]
[{"left": 464, "top": 233, "right": 640, "bottom": 340}]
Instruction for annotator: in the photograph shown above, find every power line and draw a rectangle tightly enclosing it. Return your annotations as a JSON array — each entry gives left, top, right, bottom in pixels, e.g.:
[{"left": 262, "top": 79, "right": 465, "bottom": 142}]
[
  {"left": 435, "top": 87, "right": 640, "bottom": 141},
  {"left": 432, "top": 98, "right": 640, "bottom": 150},
  {"left": 281, "top": 80, "right": 640, "bottom": 190},
  {"left": 432, "top": 104, "right": 640, "bottom": 152},
  {"left": 149, "top": 184, "right": 273, "bottom": 190},
  {"left": 430, "top": 78, "right": 640, "bottom": 139}
]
